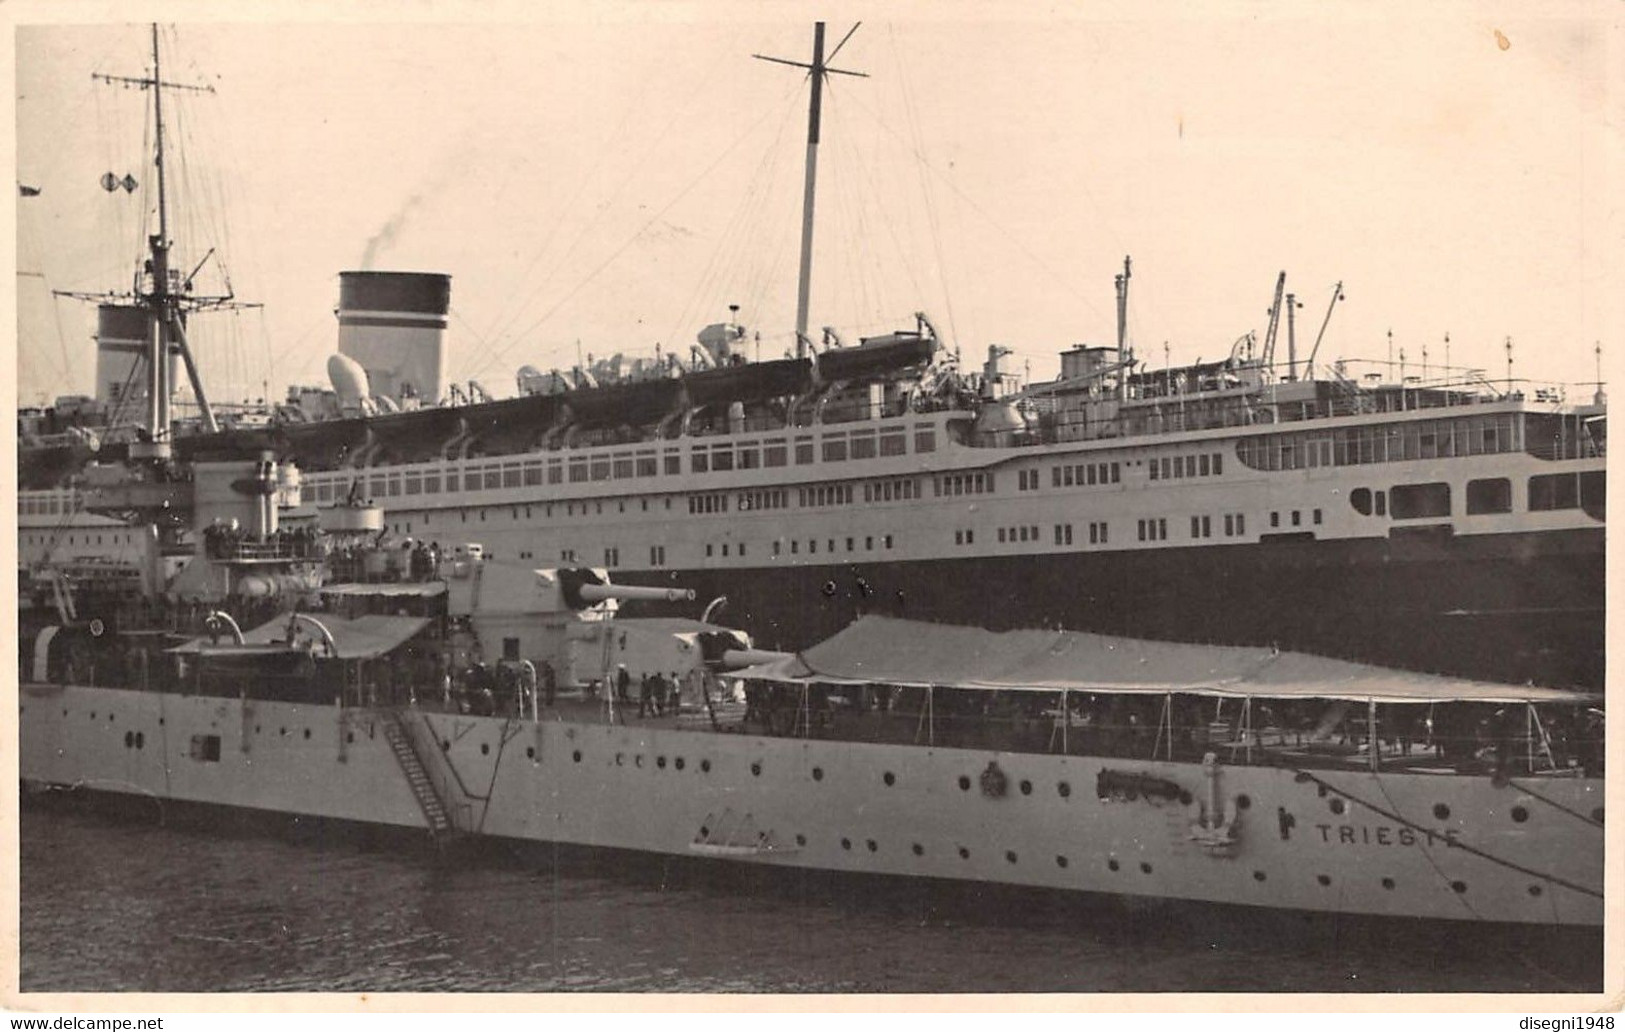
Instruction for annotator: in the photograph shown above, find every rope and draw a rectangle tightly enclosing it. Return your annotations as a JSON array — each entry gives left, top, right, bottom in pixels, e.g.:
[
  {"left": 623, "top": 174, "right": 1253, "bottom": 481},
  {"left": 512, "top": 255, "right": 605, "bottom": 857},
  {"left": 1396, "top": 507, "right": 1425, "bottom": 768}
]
[
  {"left": 1290, "top": 766, "right": 1602, "bottom": 900},
  {"left": 1506, "top": 777, "right": 1605, "bottom": 829}
]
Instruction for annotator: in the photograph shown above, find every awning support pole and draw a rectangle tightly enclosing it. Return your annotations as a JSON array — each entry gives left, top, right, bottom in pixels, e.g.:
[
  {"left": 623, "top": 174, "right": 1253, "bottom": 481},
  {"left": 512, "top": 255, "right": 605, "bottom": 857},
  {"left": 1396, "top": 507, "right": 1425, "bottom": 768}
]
[
  {"left": 1368, "top": 698, "right": 1380, "bottom": 772},
  {"left": 1061, "top": 689, "right": 1068, "bottom": 755}
]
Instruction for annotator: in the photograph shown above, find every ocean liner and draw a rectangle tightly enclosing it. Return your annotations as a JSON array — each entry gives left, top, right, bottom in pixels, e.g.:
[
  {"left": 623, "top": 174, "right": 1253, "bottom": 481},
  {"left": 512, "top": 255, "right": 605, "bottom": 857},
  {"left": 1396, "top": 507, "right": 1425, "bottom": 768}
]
[
  {"left": 18, "top": 24, "right": 1606, "bottom": 695},
  {"left": 14, "top": 25, "right": 1608, "bottom": 930}
]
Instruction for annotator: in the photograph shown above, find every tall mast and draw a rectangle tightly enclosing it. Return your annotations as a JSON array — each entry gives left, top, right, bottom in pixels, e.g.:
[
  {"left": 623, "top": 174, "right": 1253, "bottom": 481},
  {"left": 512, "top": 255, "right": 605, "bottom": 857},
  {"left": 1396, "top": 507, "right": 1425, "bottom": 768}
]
[
  {"left": 86, "top": 24, "right": 225, "bottom": 453},
  {"left": 794, "top": 23, "right": 825, "bottom": 355},
  {"left": 755, "top": 24, "right": 867, "bottom": 359},
  {"left": 147, "top": 23, "right": 173, "bottom": 456}
]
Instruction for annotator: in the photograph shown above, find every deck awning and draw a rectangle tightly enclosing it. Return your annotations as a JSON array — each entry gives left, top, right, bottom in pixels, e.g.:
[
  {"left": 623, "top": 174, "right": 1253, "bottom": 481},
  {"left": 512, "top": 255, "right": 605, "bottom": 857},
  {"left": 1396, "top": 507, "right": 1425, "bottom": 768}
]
[
  {"left": 730, "top": 616, "right": 1599, "bottom": 705},
  {"left": 169, "top": 614, "right": 430, "bottom": 660}
]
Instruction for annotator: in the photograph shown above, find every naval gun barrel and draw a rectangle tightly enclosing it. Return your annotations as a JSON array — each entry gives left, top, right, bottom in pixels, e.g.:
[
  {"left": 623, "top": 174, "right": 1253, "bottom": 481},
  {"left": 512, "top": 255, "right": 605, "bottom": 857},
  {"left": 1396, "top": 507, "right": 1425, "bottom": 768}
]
[
  {"left": 721, "top": 648, "right": 794, "bottom": 669},
  {"left": 577, "top": 583, "right": 696, "bottom": 604}
]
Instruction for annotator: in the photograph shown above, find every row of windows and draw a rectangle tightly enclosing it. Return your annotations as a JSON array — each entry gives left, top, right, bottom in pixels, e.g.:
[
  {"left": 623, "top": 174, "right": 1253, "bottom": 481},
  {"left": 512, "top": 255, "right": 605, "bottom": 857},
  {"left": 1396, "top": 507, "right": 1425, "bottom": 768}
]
[
  {"left": 1267, "top": 508, "right": 1323, "bottom": 528},
  {"left": 998, "top": 525, "right": 1041, "bottom": 544},
  {"left": 1236, "top": 414, "right": 1521, "bottom": 472},
  {"left": 773, "top": 534, "right": 896, "bottom": 556},
  {"left": 935, "top": 472, "right": 993, "bottom": 497},
  {"left": 1348, "top": 472, "right": 1606, "bottom": 520},
  {"left": 303, "top": 425, "right": 941, "bottom": 504},
  {"left": 1054, "top": 461, "right": 1122, "bottom": 488},
  {"left": 1137, "top": 518, "right": 1169, "bottom": 542},
  {"left": 688, "top": 493, "right": 730, "bottom": 515},
  {"left": 863, "top": 478, "right": 922, "bottom": 504},
  {"left": 1149, "top": 452, "right": 1222, "bottom": 481},
  {"left": 20, "top": 531, "right": 136, "bottom": 548},
  {"left": 738, "top": 489, "right": 789, "bottom": 512},
  {"left": 18, "top": 494, "right": 83, "bottom": 516},
  {"left": 799, "top": 484, "right": 856, "bottom": 508}
]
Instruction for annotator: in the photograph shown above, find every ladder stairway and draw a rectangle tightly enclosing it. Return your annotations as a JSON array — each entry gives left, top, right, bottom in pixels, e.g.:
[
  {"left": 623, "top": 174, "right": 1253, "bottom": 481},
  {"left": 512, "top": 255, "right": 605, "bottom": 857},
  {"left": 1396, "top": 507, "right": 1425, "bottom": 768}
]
[{"left": 382, "top": 710, "right": 454, "bottom": 838}]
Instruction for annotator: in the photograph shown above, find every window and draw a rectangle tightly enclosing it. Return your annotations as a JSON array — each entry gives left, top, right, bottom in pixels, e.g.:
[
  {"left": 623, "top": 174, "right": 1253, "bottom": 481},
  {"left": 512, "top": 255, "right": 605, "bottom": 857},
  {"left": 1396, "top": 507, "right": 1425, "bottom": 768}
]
[
  {"left": 1270, "top": 511, "right": 1280, "bottom": 528},
  {"left": 795, "top": 437, "right": 816, "bottom": 465},
  {"left": 850, "top": 431, "right": 877, "bottom": 460},
  {"left": 1390, "top": 482, "right": 1450, "bottom": 520},
  {"left": 1350, "top": 488, "right": 1372, "bottom": 516},
  {"left": 1149, "top": 461, "right": 1159, "bottom": 481},
  {"left": 1111, "top": 462, "right": 1121, "bottom": 483},
  {"left": 711, "top": 445, "right": 734, "bottom": 472},
  {"left": 822, "top": 435, "right": 849, "bottom": 462},
  {"left": 880, "top": 429, "right": 907, "bottom": 457},
  {"left": 737, "top": 445, "right": 759, "bottom": 470},
  {"left": 691, "top": 449, "right": 710, "bottom": 474},
  {"left": 636, "top": 452, "right": 658, "bottom": 477},
  {"left": 764, "top": 440, "right": 789, "bottom": 467},
  {"left": 1199, "top": 454, "right": 1210, "bottom": 477},
  {"left": 1528, "top": 472, "right": 1580, "bottom": 512},
  {"left": 189, "top": 734, "right": 222, "bottom": 762},
  {"left": 914, "top": 426, "right": 936, "bottom": 453},
  {"left": 613, "top": 454, "right": 634, "bottom": 479},
  {"left": 1375, "top": 491, "right": 1387, "bottom": 517},
  {"left": 664, "top": 452, "right": 681, "bottom": 475}
]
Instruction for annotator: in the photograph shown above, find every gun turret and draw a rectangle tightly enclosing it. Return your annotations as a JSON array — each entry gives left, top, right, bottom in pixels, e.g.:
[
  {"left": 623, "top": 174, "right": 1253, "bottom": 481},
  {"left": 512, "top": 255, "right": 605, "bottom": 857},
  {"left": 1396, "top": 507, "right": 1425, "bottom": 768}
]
[{"left": 557, "top": 566, "right": 692, "bottom": 610}]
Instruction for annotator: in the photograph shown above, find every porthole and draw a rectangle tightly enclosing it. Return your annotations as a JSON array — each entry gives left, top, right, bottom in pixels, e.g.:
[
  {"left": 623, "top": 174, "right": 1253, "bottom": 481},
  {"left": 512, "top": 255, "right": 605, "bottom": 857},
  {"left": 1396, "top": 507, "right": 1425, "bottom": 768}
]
[
  {"left": 751, "top": 762, "right": 762, "bottom": 777},
  {"left": 1140, "top": 862, "right": 1153, "bottom": 874},
  {"left": 1528, "top": 885, "right": 1543, "bottom": 897},
  {"left": 866, "top": 839, "right": 878, "bottom": 852},
  {"left": 135, "top": 732, "right": 144, "bottom": 749},
  {"left": 657, "top": 756, "right": 667, "bottom": 769},
  {"left": 1019, "top": 779, "right": 1033, "bottom": 796},
  {"left": 701, "top": 759, "right": 712, "bottom": 773},
  {"left": 159, "top": 718, "right": 165, "bottom": 726},
  {"left": 1057, "top": 781, "right": 1071, "bottom": 798},
  {"left": 1381, "top": 877, "right": 1396, "bottom": 890},
  {"left": 1005, "top": 850, "right": 1019, "bottom": 864},
  {"left": 1433, "top": 803, "right": 1450, "bottom": 821},
  {"left": 441, "top": 740, "right": 451, "bottom": 752},
  {"left": 572, "top": 750, "right": 582, "bottom": 763},
  {"left": 883, "top": 771, "right": 895, "bottom": 786},
  {"left": 795, "top": 834, "right": 807, "bottom": 847},
  {"left": 1592, "top": 807, "right": 1604, "bottom": 824},
  {"left": 912, "top": 843, "right": 924, "bottom": 856},
  {"left": 108, "top": 713, "right": 115, "bottom": 722},
  {"left": 615, "top": 753, "right": 624, "bottom": 766},
  {"left": 1236, "top": 794, "right": 1252, "bottom": 810},
  {"left": 1056, "top": 855, "right": 1069, "bottom": 869},
  {"left": 346, "top": 732, "right": 355, "bottom": 744},
  {"left": 1329, "top": 798, "right": 1346, "bottom": 815},
  {"left": 700, "top": 825, "right": 711, "bottom": 838},
  {"left": 958, "top": 775, "right": 971, "bottom": 791},
  {"left": 1108, "top": 858, "right": 1120, "bottom": 872},
  {"left": 1178, "top": 790, "right": 1193, "bottom": 806},
  {"left": 812, "top": 767, "right": 824, "bottom": 781},
  {"left": 90, "top": 712, "right": 97, "bottom": 720},
  {"left": 304, "top": 729, "right": 312, "bottom": 740},
  {"left": 255, "top": 724, "right": 262, "bottom": 734},
  {"left": 958, "top": 847, "right": 970, "bottom": 859},
  {"left": 525, "top": 746, "right": 536, "bottom": 760},
  {"left": 1252, "top": 870, "right": 1267, "bottom": 882},
  {"left": 1317, "top": 874, "right": 1332, "bottom": 887},
  {"left": 1510, "top": 805, "right": 1528, "bottom": 823},
  {"left": 1451, "top": 881, "right": 1467, "bottom": 894},
  {"left": 480, "top": 743, "right": 490, "bottom": 755},
  {"left": 124, "top": 731, "right": 133, "bottom": 748},
  {"left": 635, "top": 755, "right": 645, "bottom": 768},
  {"left": 841, "top": 838, "right": 852, "bottom": 851},
  {"left": 675, "top": 757, "right": 685, "bottom": 771},
  {"left": 279, "top": 728, "right": 287, "bottom": 737}
]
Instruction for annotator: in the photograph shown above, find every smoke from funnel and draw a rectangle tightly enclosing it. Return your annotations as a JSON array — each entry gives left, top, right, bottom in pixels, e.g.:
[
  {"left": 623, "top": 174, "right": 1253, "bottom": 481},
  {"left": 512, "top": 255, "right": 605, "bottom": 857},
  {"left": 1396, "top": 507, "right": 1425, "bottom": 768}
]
[{"left": 359, "top": 192, "right": 428, "bottom": 271}]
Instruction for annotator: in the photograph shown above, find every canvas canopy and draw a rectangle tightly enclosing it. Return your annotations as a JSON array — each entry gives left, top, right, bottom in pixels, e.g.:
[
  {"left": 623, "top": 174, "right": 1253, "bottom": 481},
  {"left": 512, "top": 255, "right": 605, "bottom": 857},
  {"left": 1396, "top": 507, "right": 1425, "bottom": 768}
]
[
  {"left": 730, "top": 616, "right": 1599, "bottom": 705},
  {"left": 169, "top": 614, "right": 430, "bottom": 661}
]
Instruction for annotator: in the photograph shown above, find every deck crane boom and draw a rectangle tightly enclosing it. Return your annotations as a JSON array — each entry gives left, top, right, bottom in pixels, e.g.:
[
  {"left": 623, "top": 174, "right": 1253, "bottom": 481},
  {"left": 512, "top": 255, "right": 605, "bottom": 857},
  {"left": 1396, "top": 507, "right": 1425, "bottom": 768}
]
[
  {"left": 1304, "top": 281, "right": 1346, "bottom": 375},
  {"left": 1259, "top": 271, "right": 1286, "bottom": 372}
]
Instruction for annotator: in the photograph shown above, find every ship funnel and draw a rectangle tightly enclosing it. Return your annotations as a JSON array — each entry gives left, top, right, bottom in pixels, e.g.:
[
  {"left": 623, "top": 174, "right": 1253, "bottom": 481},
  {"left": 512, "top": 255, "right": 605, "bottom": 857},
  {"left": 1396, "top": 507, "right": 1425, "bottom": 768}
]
[
  {"left": 336, "top": 271, "right": 451, "bottom": 406},
  {"left": 96, "top": 304, "right": 177, "bottom": 408}
]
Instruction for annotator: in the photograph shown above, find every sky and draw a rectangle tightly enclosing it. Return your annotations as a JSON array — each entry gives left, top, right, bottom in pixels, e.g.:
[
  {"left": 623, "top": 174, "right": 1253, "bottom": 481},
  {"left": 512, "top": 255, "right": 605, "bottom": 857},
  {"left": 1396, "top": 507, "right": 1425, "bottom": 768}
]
[{"left": 11, "top": 1, "right": 1621, "bottom": 409}]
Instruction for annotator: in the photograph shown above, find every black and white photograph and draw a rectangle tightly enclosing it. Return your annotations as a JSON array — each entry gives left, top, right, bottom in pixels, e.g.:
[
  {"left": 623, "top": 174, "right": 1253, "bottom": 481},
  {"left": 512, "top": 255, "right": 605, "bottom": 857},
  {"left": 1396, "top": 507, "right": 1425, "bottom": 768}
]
[{"left": 8, "top": 0, "right": 1617, "bottom": 1009}]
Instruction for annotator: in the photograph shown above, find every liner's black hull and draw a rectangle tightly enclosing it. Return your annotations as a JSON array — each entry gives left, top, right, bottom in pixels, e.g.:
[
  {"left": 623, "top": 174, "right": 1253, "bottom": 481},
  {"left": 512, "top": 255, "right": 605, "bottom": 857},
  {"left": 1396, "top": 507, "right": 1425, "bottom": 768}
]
[{"left": 628, "top": 527, "right": 1605, "bottom": 690}]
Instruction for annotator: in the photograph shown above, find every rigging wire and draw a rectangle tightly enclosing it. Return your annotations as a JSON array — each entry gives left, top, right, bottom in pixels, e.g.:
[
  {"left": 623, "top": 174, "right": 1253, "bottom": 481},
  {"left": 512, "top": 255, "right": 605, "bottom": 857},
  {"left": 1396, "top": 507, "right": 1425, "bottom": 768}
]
[{"left": 467, "top": 81, "right": 809, "bottom": 384}]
